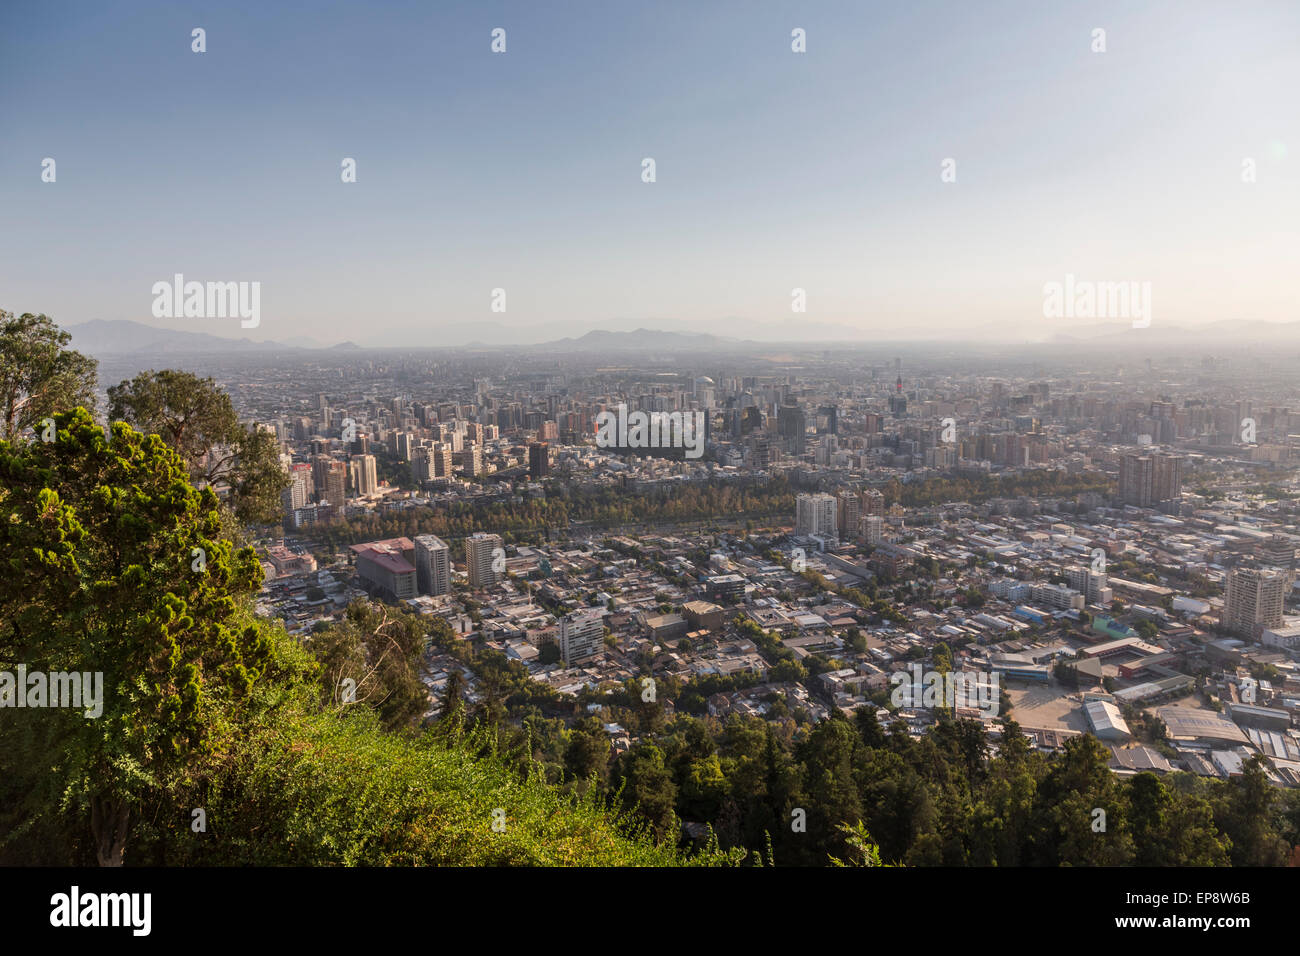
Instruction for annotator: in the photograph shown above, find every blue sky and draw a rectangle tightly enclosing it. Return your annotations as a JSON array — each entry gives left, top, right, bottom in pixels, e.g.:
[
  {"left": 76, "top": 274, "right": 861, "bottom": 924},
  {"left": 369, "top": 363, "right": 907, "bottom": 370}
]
[{"left": 2, "top": 0, "right": 1297, "bottom": 345}]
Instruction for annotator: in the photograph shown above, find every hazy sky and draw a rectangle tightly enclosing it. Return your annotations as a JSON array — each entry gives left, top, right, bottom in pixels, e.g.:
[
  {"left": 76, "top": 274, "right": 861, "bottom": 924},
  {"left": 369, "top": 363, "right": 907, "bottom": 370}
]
[{"left": 2, "top": 0, "right": 1297, "bottom": 346}]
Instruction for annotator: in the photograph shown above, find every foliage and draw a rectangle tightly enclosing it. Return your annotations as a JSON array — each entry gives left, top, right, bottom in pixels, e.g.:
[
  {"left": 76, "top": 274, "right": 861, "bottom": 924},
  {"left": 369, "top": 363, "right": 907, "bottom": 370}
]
[{"left": 0, "top": 311, "right": 98, "bottom": 441}]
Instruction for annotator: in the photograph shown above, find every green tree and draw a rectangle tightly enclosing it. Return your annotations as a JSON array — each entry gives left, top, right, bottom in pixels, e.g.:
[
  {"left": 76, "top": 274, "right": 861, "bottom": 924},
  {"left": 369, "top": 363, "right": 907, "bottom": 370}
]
[
  {"left": 303, "top": 600, "right": 428, "bottom": 732},
  {"left": 107, "top": 369, "right": 287, "bottom": 524},
  {"left": 0, "top": 311, "right": 98, "bottom": 441},
  {"left": 0, "top": 408, "right": 271, "bottom": 865}
]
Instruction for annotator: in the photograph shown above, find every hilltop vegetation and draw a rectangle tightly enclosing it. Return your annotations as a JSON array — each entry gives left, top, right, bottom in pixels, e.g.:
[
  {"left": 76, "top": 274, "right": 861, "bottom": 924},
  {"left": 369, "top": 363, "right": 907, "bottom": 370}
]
[{"left": 0, "top": 408, "right": 720, "bottom": 866}]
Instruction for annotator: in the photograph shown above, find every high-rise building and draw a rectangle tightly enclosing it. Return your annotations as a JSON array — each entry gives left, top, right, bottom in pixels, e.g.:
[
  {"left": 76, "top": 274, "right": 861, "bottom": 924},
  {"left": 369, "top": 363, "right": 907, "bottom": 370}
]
[
  {"left": 313, "top": 456, "right": 347, "bottom": 505},
  {"left": 861, "top": 488, "right": 886, "bottom": 518},
  {"left": 795, "top": 493, "right": 838, "bottom": 537},
  {"left": 863, "top": 515, "right": 884, "bottom": 546},
  {"left": 528, "top": 441, "right": 550, "bottom": 479},
  {"left": 349, "top": 454, "right": 378, "bottom": 496},
  {"left": 1223, "top": 566, "right": 1288, "bottom": 637},
  {"left": 836, "top": 490, "right": 861, "bottom": 541},
  {"left": 558, "top": 609, "right": 605, "bottom": 666},
  {"left": 748, "top": 435, "right": 773, "bottom": 470},
  {"left": 824, "top": 405, "right": 840, "bottom": 434},
  {"left": 1260, "top": 534, "right": 1296, "bottom": 571},
  {"left": 282, "top": 462, "right": 313, "bottom": 512},
  {"left": 1152, "top": 452, "right": 1184, "bottom": 507},
  {"left": 1120, "top": 451, "right": 1184, "bottom": 508},
  {"left": 457, "top": 444, "right": 484, "bottom": 477},
  {"left": 414, "top": 534, "right": 451, "bottom": 596},
  {"left": 1065, "top": 566, "right": 1112, "bottom": 606},
  {"left": 1118, "top": 453, "right": 1154, "bottom": 506},
  {"left": 465, "top": 532, "right": 503, "bottom": 589},
  {"left": 778, "top": 404, "right": 806, "bottom": 455}
]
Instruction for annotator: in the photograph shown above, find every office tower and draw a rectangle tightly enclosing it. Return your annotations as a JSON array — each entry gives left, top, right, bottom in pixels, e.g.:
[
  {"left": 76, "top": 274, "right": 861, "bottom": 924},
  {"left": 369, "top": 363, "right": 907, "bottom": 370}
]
[
  {"left": 528, "top": 441, "right": 550, "bottom": 479},
  {"left": 465, "top": 532, "right": 503, "bottom": 589},
  {"left": 795, "top": 493, "right": 838, "bottom": 537},
  {"left": 778, "top": 404, "right": 806, "bottom": 455},
  {"left": 836, "top": 490, "right": 861, "bottom": 541},
  {"left": 349, "top": 454, "right": 378, "bottom": 496},
  {"left": 414, "top": 534, "right": 451, "bottom": 596},
  {"left": 1223, "top": 566, "right": 1288, "bottom": 638},
  {"left": 863, "top": 515, "right": 885, "bottom": 547},
  {"left": 748, "top": 435, "right": 773, "bottom": 470},
  {"left": 818, "top": 405, "right": 839, "bottom": 435},
  {"left": 558, "top": 609, "right": 605, "bottom": 666},
  {"left": 313, "top": 456, "right": 346, "bottom": 505}
]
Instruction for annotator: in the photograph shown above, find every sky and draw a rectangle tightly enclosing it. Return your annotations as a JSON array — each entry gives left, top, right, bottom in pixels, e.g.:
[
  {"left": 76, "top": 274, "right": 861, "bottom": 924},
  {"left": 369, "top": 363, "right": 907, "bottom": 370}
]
[{"left": 1, "top": 0, "right": 1297, "bottom": 346}]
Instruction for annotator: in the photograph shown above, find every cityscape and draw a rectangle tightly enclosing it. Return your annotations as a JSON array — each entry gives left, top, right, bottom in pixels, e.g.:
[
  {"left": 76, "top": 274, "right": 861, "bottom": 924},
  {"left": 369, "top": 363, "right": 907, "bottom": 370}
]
[{"left": 2, "top": 0, "right": 1297, "bottom": 937}]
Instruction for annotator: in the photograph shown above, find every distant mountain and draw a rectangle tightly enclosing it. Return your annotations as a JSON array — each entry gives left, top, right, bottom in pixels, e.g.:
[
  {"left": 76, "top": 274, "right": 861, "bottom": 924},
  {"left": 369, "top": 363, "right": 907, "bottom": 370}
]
[
  {"left": 331, "top": 340, "right": 363, "bottom": 350},
  {"left": 64, "top": 320, "right": 296, "bottom": 355},
  {"left": 535, "top": 328, "right": 738, "bottom": 351},
  {"left": 1044, "top": 319, "right": 1300, "bottom": 347},
  {"left": 280, "top": 334, "right": 330, "bottom": 349}
]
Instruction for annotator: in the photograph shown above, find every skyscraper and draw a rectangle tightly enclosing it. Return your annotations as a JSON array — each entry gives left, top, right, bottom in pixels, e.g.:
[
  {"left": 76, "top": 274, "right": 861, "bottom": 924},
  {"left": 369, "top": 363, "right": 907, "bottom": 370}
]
[
  {"left": 1223, "top": 566, "right": 1288, "bottom": 637},
  {"left": 349, "top": 453, "right": 378, "bottom": 496},
  {"left": 1120, "top": 451, "right": 1184, "bottom": 509},
  {"left": 313, "top": 456, "right": 346, "bottom": 505},
  {"left": 796, "top": 493, "right": 838, "bottom": 537},
  {"left": 558, "top": 609, "right": 605, "bottom": 666},
  {"left": 528, "top": 441, "right": 549, "bottom": 479},
  {"left": 414, "top": 534, "right": 451, "bottom": 596},
  {"left": 778, "top": 404, "right": 806, "bottom": 455},
  {"left": 836, "top": 490, "right": 861, "bottom": 542},
  {"left": 465, "top": 532, "right": 503, "bottom": 589}
]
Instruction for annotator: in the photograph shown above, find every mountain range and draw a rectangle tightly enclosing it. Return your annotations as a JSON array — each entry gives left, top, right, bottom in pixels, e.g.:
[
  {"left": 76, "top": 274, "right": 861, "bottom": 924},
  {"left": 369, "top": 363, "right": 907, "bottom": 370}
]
[{"left": 60, "top": 318, "right": 1300, "bottom": 357}]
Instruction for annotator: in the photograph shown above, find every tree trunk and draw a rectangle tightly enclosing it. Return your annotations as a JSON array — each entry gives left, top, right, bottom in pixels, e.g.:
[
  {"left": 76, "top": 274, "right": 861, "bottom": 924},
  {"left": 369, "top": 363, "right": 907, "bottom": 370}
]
[{"left": 91, "top": 795, "right": 129, "bottom": 867}]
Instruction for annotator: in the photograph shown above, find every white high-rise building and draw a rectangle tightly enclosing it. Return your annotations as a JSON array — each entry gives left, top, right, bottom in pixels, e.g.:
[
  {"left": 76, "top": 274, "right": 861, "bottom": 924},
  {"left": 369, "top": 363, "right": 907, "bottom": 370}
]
[
  {"left": 863, "top": 515, "right": 885, "bottom": 546},
  {"left": 795, "top": 493, "right": 838, "bottom": 537},
  {"left": 1065, "top": 566, "right": 1112, "bottom": 606},
  {"left": 559, "top": 610, "right": 605, "bottom": 666},
  {"left": 465, "top": 532, "right": 503, "bottom": 589},
  {"left": 350, "top": 454, "right": 378, "bottom": 496},
  {"left": 414, "top": 534, "right": 451, "bottom": 596}
]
